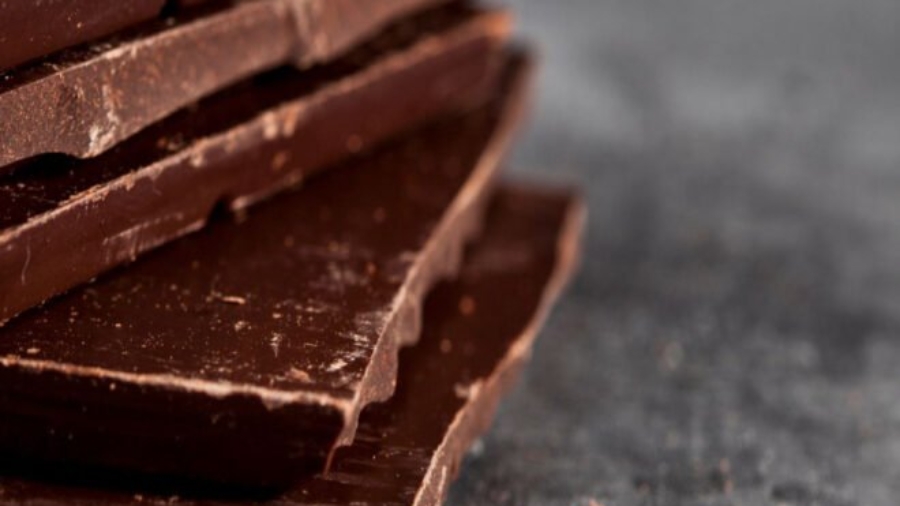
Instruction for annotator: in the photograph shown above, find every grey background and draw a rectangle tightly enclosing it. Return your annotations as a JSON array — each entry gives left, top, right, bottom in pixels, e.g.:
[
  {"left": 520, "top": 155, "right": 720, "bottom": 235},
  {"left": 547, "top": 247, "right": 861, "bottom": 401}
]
[{"left": 450, "top": 1, "right": 900, "bottom": 505}]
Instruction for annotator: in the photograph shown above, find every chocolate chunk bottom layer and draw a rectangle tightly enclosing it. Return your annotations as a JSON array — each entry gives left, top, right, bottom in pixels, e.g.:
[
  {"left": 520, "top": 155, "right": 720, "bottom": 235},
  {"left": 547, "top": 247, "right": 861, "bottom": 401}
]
[
  {"left": 0, "top": 53, "right": 533, "bottom": 488},
  {"left": 0, "top": 181, "right": 584, "bottom": 505},
  {"left": 0, "top": 0, "right": 166, "bottom": 73}
]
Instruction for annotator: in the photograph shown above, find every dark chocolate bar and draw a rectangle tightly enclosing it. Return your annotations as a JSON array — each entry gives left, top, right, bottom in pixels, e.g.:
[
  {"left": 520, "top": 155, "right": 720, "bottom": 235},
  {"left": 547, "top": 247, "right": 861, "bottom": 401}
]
[
  {"left": 0, "top": 0, "right": 454, "bottom": 166},
  {"left": 294, "top": 185, "right": 585, "bottom": 506},
  {"left": 0, "top": 54, "right": 532, "bottom": 487},
  {"left": 314, "top": 188, "right": 582, "bottom": 503},
  {"left": 0, "top": 183, "right": 584, "bottom": 505},
  {"left": 0, "top": 7, "right": 510, "bottom": 326}
]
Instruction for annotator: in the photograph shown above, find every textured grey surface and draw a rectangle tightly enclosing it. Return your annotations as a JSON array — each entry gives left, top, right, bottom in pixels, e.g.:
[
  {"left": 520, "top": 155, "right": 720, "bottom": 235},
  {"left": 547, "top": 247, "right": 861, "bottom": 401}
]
[{"left": 449, "top": 1, "right": 900, "bottom": 505}]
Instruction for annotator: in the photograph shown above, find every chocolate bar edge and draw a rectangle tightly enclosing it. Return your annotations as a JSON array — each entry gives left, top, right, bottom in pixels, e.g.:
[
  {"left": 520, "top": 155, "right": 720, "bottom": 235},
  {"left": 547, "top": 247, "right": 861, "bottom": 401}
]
[
  {"left": 334, "top": 49, "right": 537, "bottom": 450},
  {"left": 413, "top": 183, "right": 586, "bottom": 506}
]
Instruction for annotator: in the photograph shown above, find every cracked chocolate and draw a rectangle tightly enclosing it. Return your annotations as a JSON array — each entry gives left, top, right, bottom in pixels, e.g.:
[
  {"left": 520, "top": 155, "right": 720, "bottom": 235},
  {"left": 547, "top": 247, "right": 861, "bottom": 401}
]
[{"left": 0, "top": 53, "right": 532, "bottom": 487}]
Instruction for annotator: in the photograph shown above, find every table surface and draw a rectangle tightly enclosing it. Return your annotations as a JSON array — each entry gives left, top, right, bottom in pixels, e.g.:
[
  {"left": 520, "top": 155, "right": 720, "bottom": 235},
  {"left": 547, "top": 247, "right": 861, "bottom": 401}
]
[{"left": 449, "top": 1, "right": 900, "bottom": 505}]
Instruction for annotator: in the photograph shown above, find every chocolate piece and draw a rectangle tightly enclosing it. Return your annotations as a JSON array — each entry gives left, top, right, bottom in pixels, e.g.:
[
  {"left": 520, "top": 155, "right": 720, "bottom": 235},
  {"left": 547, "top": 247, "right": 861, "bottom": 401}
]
[
  {"left": 0, "top": 54, "right": 532, "bottom": 487},
  {"left": 0, "top": 183, "right": 584, "bottom": 505},
  {"left": 0, "top": 0, "right": 455, "bottom": 167},
  {"left": 294, "top": 184, "right": 585, "bottom": 506},
  {"left": 0, "top": 0, "right": 165, "bottom": 73},
  {"left": 0, "top": 7, "right": 510, "bottom": 326}
]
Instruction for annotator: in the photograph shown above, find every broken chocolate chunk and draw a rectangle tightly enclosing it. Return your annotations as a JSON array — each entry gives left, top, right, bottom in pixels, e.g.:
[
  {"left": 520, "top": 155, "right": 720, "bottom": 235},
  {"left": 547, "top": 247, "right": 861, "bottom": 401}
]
[
  {"left": 0, "top": 53, "right": 533, "bottom": 487},
  {"left": 293, "top": 184, "right": 585, "bottom": 506},
  {"left": 0, "top": 183, "right": 584, "bottom": 504}
]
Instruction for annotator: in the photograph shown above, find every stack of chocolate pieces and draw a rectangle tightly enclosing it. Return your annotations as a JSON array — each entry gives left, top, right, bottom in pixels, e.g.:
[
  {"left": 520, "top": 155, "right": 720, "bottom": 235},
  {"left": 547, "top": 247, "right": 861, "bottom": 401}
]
[{"left": 0, "top": 1, "right": 584, "bottom": 504}]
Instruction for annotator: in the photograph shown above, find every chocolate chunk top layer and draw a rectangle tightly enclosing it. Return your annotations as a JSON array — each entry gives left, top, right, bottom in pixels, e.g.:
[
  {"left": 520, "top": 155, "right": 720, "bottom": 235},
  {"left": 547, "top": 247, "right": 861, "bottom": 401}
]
[{"left": 0, "top": 0, "right": 454, "bottom": 166}]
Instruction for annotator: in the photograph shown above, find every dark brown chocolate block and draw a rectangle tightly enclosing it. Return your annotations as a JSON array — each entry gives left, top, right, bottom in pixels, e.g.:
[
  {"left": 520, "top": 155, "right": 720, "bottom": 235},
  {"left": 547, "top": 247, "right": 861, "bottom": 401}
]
[
  {"left": 0, "top": 0, "right": 165, "bottom": 73},
  {"left": 293, "top": 185, "right": 585, "bottom": 506},
  {"left": 0, "top": 7, "right": 510, "bottom": 326},
  {"left": 0, "top": 0, "right": 454, "bottom": 167},
  {"left": 0, "top": 54, "right": 531, "bottom": 488},
  {"left": 0, "top": 183, "right": 584, "bottom": 504}
]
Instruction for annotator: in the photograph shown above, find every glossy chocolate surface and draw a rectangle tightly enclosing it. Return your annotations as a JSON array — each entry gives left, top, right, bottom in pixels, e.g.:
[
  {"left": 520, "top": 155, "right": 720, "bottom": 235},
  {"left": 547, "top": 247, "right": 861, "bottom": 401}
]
[
  {"left": 0, "top": 8, "right": 510, "bottom": 325},
  {"left": 0, "top": 55, "right": 531, "bottom": 487},
  {"left": 0, "top": 0, "right": 455, "bottom": 166},
  {"left": 0, "top": 182, "right": 584, "bottom": 505}
]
